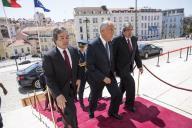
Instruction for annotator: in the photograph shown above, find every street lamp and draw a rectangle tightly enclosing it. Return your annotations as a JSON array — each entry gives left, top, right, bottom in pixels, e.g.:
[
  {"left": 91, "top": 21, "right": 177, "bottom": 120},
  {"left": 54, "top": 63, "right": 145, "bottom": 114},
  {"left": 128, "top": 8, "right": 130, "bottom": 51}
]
[
  {"left": 135, "top": 0, "right": 138, "bottom": 36},
  {"left": 84, "top": 17, "right": 90, "bottom": 41}
]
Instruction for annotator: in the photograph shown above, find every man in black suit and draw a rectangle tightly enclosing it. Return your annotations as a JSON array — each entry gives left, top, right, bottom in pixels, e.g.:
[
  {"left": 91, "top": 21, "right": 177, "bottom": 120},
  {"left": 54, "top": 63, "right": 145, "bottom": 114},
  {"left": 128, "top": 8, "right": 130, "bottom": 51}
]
[
  {"left": 43, "top": 28, "right": 80, "bottom": 128},
  {"left": 86, "top": 21, "right": 122, "bottom": 120},
  {"left": 113, "top": 22, "right": 143, "bottom": 112}
]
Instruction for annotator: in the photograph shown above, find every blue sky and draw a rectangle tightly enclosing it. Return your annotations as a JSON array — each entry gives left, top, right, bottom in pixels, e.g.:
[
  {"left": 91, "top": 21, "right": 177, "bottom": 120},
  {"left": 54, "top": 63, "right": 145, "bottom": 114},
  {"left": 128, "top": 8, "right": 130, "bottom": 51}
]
[{"left": 0, "top": 0, "right": 191, "bottom": 22}]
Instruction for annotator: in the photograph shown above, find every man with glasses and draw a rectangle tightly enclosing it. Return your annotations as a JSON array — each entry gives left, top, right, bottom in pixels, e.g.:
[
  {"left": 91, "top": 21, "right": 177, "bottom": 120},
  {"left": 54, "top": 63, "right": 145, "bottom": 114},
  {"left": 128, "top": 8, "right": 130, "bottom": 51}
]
[{"left": 112, "top": 22, "right": 143, "bottom": 112}]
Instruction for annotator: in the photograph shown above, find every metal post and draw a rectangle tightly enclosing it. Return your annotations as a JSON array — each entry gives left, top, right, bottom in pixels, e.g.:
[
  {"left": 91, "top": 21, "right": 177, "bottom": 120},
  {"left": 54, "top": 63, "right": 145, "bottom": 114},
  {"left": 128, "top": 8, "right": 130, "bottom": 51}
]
[
  {"left": 136, "top": 70, "right": 140, "bottom": 96},
  {"left": 14, "top": 58, "right": 18, "bottom": 71},
  {"left": 189, "top": 46, "right": 192, "bottom": 55},
  {"left": 179, "top": 48, "right": 182, "bottom": 58},
  {"left": 47, "top": 87, "right": 57, "bottom": 128},
  {"left": 156, "top": 54, "right": 160, "bottom": 67},
  {"left": 166, "top": 52, "right": 170, "bottom": 63},
  {"left": 135, "top": 0, "right": 138, "bottom": 36},
  {"left": 84, "top": 17, "right": 89, "bottom": 41},
  {"left": 185, "top": 47, "right": 189, "bottom": 61}
]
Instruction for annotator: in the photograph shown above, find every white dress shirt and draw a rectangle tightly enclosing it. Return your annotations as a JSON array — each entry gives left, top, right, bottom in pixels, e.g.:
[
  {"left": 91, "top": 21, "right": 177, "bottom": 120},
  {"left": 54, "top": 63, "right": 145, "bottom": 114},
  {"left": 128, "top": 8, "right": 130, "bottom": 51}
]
[{"left": 57, "top": 46, "right": 72, "bottom": 68}]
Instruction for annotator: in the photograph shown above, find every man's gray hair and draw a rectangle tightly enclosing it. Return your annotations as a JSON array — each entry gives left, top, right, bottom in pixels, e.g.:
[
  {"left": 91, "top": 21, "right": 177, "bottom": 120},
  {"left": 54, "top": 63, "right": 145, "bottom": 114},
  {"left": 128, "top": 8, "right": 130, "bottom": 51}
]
[
  {"left": 52, "top": 27, "right": 68, "bottom": 43},
  {"left": 122, "top": 22, "right": 133, "bottom": 32},
  {"left": 100, "top": 20, "right": 114, "bottom": 32}
]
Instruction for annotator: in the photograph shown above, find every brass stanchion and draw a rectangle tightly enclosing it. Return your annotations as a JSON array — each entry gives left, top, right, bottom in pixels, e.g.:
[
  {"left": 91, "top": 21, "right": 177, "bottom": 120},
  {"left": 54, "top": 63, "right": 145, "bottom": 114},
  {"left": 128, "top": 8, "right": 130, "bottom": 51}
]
[
  {"left": 185, "top": 47, "right": 189, "bottom": 61},
  {"left": 166, "top": 51, "right": 170, "bottom": 63},
  {"left": 179, "top": 48, "right": 182, "bottom": 58},
  {"left": 156, "top": 54, "right": 160, "bottom": 67},
  {"left": 47, "top": 87, "right": 57, "bottom": 128},
  {"left": 33, "top": 89, "right": 42, "bottom": 122},
  {"left": 136, "top": 70, "right": 141, "bottom": 96}
]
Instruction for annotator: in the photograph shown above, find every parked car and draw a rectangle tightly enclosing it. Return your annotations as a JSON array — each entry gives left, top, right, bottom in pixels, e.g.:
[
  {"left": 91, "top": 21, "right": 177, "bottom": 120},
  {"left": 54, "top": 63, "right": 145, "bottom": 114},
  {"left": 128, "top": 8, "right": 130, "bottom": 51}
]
[
  {"left": 16, "top": 62, "right": 43, "bottom": 89},
  {"left": 10, "top": 55, "right": 19, "bottom": 59},
  {"left": 18, "top": 60, "right": 31, "bottom": 65},
  {"left": 138, "top": 43, "right": 163, "bottom": 59}
]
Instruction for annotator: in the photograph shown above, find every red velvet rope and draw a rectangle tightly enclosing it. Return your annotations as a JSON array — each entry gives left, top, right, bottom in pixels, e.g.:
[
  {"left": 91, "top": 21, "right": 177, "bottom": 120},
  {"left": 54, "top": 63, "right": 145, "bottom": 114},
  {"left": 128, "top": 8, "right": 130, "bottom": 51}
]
[{"left": 143, "top": 64, "right": 192, "bottom": 92}]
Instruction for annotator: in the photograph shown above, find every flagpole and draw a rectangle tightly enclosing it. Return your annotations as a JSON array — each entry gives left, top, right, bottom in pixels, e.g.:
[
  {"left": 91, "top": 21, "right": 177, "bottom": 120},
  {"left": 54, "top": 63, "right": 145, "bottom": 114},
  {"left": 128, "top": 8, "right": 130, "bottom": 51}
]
[
  {"left": 2, "top": 5, "right": 13, "bottom": 44},
  {"left": 33, "top": 7, "right": 42, "bottom": 57}
]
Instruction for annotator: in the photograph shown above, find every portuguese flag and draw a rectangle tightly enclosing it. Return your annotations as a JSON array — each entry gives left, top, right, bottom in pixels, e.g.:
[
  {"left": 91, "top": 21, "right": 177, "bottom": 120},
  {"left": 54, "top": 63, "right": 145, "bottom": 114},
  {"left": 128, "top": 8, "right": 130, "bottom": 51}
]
[{"left": 2, "top": 0, "right": 21, "bottom": 8}]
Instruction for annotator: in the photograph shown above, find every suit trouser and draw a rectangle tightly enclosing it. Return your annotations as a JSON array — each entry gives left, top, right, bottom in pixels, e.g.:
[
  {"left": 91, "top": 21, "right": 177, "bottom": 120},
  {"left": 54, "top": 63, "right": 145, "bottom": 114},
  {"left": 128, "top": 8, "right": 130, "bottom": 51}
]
[
  {"left": 89, "top": 77, "right": 122, "bottom": 114},
  {"left": 63, "top": 96, "right": 78, "bottom": 128},
  {"left": 0, "top": 98, "right": 2, "bottom": 128},
  {"left": 78, "top": 75, "right": 86, "bottom": 105},
  {"left": 120, "top": 72, "right": 135, "bottom": 106}
]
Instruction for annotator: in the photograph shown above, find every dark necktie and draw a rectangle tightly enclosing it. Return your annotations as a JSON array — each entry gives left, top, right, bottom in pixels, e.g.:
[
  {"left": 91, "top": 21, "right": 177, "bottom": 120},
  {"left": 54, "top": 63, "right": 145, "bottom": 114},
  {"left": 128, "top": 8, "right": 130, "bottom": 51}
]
[
  {"left": 127, "top": 39, "right": 133, "bottom": 52},
  {"left": 63, "top": 50, "right": 72, "bottom": 79},
  {"left": 105, "top": 42, "right": 110, "bottom": 61}
]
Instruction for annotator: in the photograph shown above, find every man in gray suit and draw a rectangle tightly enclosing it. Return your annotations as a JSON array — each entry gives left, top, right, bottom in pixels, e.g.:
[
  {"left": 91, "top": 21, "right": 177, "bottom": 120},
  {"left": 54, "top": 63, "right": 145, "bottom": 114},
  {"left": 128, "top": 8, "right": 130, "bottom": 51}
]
[
  {"left": 43, "top": 28, "right": 80, "bottom": 128},
  {"left": 86, "top": 21, "right": 122, "bottom": 120}
]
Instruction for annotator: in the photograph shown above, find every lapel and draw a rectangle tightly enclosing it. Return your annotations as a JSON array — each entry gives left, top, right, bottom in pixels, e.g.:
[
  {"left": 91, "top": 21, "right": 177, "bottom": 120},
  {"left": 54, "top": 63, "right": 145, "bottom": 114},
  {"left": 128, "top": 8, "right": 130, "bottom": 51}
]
[
  {"left": 131, "top": 37, "right": 136, "bottom": 52},
  {"left": 121, "top": 35, "right": 132, "bottom": 57},
  {"left": 98, "top": 38, "right": 109, "bottom": 60},
  {"left": 68, "top": 46, "right": 74, "bottom": 69},
  {"left": 55, "top": 47, "right": 68, "bottom": 73}
]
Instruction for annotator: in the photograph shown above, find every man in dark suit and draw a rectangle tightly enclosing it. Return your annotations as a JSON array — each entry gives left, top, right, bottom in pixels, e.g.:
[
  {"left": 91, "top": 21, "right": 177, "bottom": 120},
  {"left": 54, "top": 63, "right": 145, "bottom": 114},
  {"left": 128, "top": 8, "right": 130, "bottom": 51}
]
[
  {"left": 43, "top": 28, "right": 80, "bottom": 128},
  {"left": 113, "top": 22, "right": 143, "bottom": 112},
  {"left": 86, "top": 21, "right": 122, "bottom": 120},
  {"left": 77, "top": 40, "right": 88, "bottom": 110}
]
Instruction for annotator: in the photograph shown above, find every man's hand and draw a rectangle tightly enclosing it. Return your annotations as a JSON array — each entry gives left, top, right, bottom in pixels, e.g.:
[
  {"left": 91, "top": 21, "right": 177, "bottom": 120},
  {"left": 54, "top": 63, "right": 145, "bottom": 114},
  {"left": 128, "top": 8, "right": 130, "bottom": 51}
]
[
  {"left": 56, "top": 94, "right": 67, "bottom": 112},
  {"left": 103, "top": 77, "right": 111, "bottom": 85},
  {"left": 139, "top": 67, "right": 143, "bottom": 74},
  {"left": 76, "top": 79, "right": 81, "bottom": 93}
]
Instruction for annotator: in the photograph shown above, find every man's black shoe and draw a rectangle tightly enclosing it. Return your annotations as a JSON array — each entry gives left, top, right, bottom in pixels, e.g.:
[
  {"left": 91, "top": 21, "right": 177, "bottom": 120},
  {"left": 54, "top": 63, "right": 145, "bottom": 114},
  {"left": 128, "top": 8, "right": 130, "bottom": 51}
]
[
  {"left": 108, "top": 113, "right": 123, "bottom": 120},
  {"left": 125, "top": 106, "right": 136, "bottom": 112},
  {"left": 88, "top": 109, "right": 94, "bottom": 119}
]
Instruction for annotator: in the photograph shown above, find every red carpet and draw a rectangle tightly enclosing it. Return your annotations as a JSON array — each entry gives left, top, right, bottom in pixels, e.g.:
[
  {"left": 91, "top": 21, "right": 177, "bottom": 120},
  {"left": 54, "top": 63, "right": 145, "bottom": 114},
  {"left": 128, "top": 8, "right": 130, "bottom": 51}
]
[{"left": 34, "top": 97, "right": 192, "bottom": 128}]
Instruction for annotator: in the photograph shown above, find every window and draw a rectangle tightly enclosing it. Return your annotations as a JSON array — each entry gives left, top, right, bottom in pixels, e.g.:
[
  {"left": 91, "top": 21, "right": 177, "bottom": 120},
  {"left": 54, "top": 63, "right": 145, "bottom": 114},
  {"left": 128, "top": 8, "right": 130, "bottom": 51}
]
[
  {"left": 114, "top": 17, "right": 116, "bottom": 22},
  {"left": 80, "top": 34, "right": 83, "bottom": 40},
  {"left": 101, "top": 17, "right": 104, "bottom": 22},
  {"left": 80, "top": 26, "right": 83, "bottom": 33},
  {"left": 21, "top": 48, "right": 24, "bottom": 53},
  {"left": 124, "top": 17, "right": 129, "bottom": 22},
  {"left": 96, "top": 33, "right": 99, "bottom": 37},
  {"left": 27, "top": 47, "right": 30, "bottom": 52},
  {"left": 131, "top": 16, "right": 134, "bottom": 22},
  {"left": 119, "top": 17, "right": 122, "bottom": 22},
  {"left": 93, "top": 18, "right": 98, "bottom": 23},
  {"left": 14, "top": 49, "right": 18, "bottom": 55},
  {"left": 79, "top": 19, "right": 82, "bottom": 24},
  {"left": 45, "top": 45, "right": 48, "bottom": 51}
]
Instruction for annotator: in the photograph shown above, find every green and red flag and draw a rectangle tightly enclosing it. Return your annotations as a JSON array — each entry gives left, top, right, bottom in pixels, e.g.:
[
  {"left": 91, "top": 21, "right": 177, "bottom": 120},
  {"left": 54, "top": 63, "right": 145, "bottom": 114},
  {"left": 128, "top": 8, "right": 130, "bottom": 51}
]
[{"left": 2, "top": 0, "right": 21, "bottom": 8}]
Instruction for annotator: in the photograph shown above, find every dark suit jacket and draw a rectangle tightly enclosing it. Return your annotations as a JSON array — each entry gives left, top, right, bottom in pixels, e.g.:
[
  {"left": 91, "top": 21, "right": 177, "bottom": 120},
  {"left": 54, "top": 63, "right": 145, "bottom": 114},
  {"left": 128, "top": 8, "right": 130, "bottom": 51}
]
[
  {"left": 86, "top": 37, "right": 115, "bottom": 83},
  {"left": 112, "top": 35, "right": 142, "bottom": 77},
  {"left": 42, "top": 46, "right": 80, "bottom": 98}
]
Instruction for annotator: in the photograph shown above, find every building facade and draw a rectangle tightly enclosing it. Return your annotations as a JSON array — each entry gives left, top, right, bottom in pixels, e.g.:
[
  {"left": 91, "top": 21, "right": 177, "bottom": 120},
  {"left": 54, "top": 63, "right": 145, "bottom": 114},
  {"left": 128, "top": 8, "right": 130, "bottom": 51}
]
[
  {"left": 162, "top": 8, "right": 184, "bottom": 39},
  {"left": 74, "top": 6, "right": 163, "bottom": 41}
]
